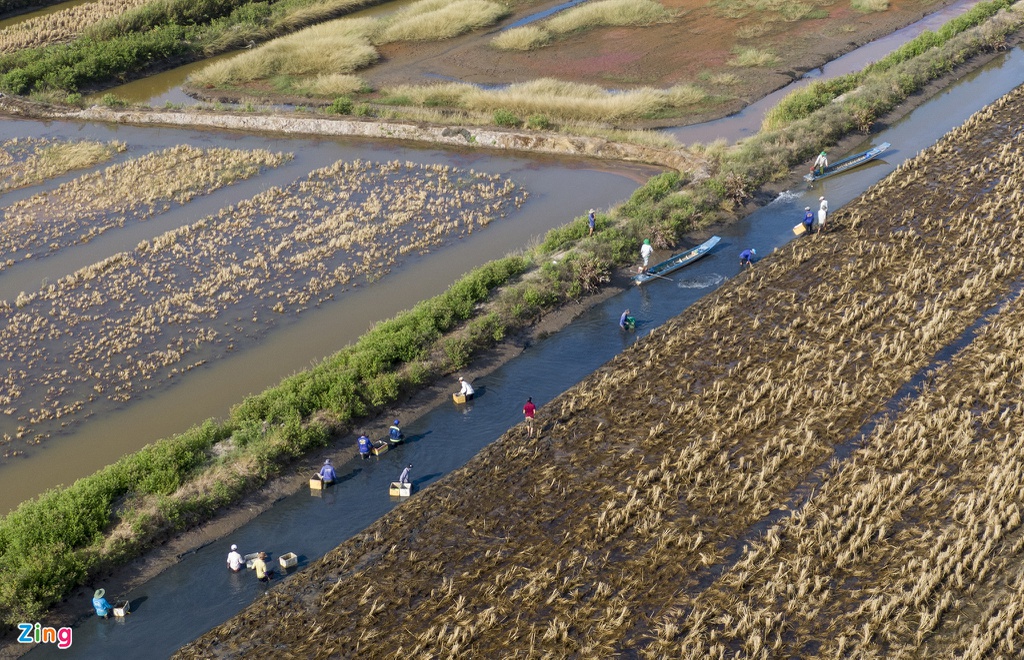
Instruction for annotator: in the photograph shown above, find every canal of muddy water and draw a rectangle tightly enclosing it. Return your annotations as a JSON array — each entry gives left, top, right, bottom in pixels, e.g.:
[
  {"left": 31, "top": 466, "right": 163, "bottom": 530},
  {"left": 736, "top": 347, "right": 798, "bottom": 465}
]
[
  {"left": 27, "top": 44, "right": 1024, "bottom": 660},
  {"left": 0, "top": 119, "right": 658, "bottom": 513}
]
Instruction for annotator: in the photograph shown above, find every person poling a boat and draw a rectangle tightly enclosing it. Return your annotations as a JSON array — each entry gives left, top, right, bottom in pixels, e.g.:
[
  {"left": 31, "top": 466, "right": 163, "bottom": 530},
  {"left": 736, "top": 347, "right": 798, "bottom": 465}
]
[
  {"left": 739, "top": 248, "right": 756, "bottom": 267},
  {"left": 812, "top": 150, "right": 828, "bottom": 176},
  {"left": 619, "top": 309, "right": 635, "bottom": 330},
  {"left": 640, "top": 239, "right": 654, "bottom": 273}
]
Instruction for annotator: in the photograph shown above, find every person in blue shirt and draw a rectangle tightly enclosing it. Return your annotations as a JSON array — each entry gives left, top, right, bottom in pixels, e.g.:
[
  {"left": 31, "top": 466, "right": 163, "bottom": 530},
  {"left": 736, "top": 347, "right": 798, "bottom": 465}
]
[
  {"left": 93, "top": 589, "right": 112, "bottom": 618},
  {"left": 619, "top": 309, "right": 635, "bottom": 330},
  {"left": 318, "top": 459, "right": 336, "bottom": 485},
  {"left": 357, "top": 434, "right": 372, "bottom": 459},
  {"left": 740, "top": 248, "right": 756, "bottom": 267},
  {"left": 388, "top": 420, "right": 403, "bottom": 443},
  {"left": 803, "top": 207, "right": 815, "bottom": 235},
  {"left": 588, "top": 209, "right": 596, "bottom": 236}
]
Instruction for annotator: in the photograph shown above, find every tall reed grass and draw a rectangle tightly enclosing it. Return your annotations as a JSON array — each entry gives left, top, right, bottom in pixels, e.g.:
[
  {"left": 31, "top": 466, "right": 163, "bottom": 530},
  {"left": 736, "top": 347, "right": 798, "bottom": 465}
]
[
  {"left": 373, "top": 0, "right": 507, "bottom": 43},
  {"left": 492, "top": 0, "right": 671, "bottom": 50}
]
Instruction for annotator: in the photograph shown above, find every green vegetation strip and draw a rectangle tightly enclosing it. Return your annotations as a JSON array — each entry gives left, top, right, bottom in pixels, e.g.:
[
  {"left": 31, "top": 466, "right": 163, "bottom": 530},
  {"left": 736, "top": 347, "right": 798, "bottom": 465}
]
[
  {"left": 1, "top": 0, "right": 1022, "bottom": 626},
  {"left": 0, "top": 0, "right": 391, "bottom": 96}
]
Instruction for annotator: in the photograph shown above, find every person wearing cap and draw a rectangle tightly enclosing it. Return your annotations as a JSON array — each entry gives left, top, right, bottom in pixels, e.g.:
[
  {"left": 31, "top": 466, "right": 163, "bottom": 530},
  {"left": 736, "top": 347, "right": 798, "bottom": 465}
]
[
  {"left": 388, "top": 420, "right": 403, "bottom": 443},
  {"left": 818, "top": 196, "right": 829, "bottom": 233},
  {"left": 640, "top": 239, "right": 654, "bottom": 272},
  {"left": 739, "top": 248, "right": 756, "bottom": 267},
  {"left": 254, "top": 552, "right": 270, "bottom": 582},
  {"left": 92, "top": 589, "right": 112, "bottom": 617},
  {"left": 588, "top": 209, "right": 596, "bottom": 236},
  {"left": 523, "top": 397, "right": 536, "bottom": 437},
  {"left": 227, "top": 544, "right": 244, "bottom": 572},
  {"left": 812, "top": 150, "right": 828, "bottom": 176},
  {"left": 357, "top": 434, "right": 372, "bottom": 459},
  {"left": 803, "top": 206, "right": 815, "bottom": 235},
  {"left": 318, "top": 459, "right": 336, "bottom": 485},
  {"left": 457, "top": 376, "right": 475, "bottom": 399},
  {"left": 399, "top": 464, "right": 413, "bottom": 485}
]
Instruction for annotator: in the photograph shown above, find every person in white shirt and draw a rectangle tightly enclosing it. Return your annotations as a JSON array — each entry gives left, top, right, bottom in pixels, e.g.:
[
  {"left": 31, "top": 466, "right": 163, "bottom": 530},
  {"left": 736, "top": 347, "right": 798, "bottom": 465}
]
[
  {"left": 640, "top": 239, "right": 654, "bottom": 271},
  {"left": 812, "top": 150, "right": 828, "bottom": 175},
  {"left": 458, "top": 376, "right": 475, "bottom": 398},
  {"left": 818, "top": 196, "right": 829, "bottom": 233},
  {"left": 227, "top": 544, "right": 243, "bottom": 572}
]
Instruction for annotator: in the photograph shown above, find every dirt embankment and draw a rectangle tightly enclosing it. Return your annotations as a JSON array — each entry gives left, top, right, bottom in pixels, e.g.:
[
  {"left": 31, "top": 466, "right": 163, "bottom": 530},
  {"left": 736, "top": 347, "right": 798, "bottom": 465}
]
[{"left": 175, "top": 77, "right": 1024, "bottom": 658}]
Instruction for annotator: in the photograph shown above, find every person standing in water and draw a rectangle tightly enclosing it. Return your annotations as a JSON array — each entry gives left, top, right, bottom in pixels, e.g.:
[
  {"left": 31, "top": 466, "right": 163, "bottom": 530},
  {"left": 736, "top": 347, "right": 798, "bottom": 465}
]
[
  {"left": 739, "top": 248, "right": 756, "bottom": 268},
  {"left": 399, "top": 464, "right": 413, "bottom": 485}
]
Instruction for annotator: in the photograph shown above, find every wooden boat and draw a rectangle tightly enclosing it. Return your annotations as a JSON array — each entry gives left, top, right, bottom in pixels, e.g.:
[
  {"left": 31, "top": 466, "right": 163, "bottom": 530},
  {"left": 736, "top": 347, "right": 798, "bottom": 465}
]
[
  {"left": 633, "top": 235, "right": 721, "bottom": 285},
  {"left": 804, "top": 142, "right": 890, "bottom": 181}
]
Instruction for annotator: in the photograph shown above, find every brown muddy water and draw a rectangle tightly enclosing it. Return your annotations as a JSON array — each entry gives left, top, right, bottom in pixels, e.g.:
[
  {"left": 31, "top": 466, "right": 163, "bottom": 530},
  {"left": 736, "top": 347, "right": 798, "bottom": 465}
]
[{"left": 0, "top": 118, "right": 658, "bottom": 513}]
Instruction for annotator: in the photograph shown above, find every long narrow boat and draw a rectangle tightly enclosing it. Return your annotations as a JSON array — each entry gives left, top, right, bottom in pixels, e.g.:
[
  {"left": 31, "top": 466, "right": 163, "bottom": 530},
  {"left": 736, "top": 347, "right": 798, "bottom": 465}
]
[
  {"left": 633, "top": 235, "right": 721, "bottom": 285},
  {"left": 804, "top": 142, "right": 891, "bottom": 182}
]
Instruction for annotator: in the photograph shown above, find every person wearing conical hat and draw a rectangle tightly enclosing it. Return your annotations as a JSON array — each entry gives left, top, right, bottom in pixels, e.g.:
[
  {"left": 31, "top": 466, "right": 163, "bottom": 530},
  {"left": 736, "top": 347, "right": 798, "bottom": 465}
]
[
  {"left": 588, "top": 209, "right": 596, "bottom": 236},
  {"left": 92, "top": 588, "right": 112, "bottom": 617}
]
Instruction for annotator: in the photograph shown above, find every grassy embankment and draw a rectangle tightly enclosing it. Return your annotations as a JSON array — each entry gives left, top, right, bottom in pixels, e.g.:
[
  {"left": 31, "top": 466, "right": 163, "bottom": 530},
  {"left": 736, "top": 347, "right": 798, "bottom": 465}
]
[
  {"left": 0, "top": 0, "right": 1021, "bottom": 626},
  {"left": 0, "top": 0, "right": 394, "bottom": 98}
]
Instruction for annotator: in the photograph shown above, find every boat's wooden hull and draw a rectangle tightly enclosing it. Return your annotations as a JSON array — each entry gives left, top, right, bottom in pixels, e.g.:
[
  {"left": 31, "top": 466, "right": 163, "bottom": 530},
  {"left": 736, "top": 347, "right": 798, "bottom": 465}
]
[{"left": 634, "top": 236, "right": 721, "bottom": 285}]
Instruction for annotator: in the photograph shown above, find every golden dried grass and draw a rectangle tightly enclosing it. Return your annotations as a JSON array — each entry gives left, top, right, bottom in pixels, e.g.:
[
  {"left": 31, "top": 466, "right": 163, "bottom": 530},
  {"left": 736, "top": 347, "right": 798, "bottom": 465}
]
[
  {"left": 189, "top": 18, "right": 379, "bottom": 87},
  {"left": 491, "top": 24, "right": 550, "bottom": 51},
  {"left": 544, "top": 0, "right": 672, "bottom": 34},
  {"left": 0, "top": 0, "right": 151, "bottom": 53},
  {"left": 373, "top": 0, "right": 508, "bottom": 43}
]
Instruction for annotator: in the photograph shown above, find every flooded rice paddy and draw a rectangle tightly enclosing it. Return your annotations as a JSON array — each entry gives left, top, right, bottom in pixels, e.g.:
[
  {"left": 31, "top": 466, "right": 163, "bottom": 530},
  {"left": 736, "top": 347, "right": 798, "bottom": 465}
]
[{"left": 0, "top": 118, "right": 656, "bottom": 513}]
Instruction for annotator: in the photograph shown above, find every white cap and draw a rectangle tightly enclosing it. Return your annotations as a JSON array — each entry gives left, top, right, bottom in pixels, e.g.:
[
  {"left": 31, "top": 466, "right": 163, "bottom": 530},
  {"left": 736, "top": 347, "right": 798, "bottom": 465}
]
[
  {"left": 231, "top": 544, "right": 237, "bottom": 550},
  {"left": 458, "top": 376, "right": 464, "bottom": 381},
  {"left": 589, "top": 209, "right": 595, "bottom": 213},
  {"left": 819, "top": 196, "right": 824, "bottom": 200},
  {"left": 805, "top": 206, "right": 811, "bottom": 210}
]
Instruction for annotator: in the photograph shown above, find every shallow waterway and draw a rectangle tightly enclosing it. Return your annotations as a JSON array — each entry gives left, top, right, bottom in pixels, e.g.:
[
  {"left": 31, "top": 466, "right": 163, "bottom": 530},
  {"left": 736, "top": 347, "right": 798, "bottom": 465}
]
[{"left": 27, "top": 44, "right": 1024, "bottom": 660}]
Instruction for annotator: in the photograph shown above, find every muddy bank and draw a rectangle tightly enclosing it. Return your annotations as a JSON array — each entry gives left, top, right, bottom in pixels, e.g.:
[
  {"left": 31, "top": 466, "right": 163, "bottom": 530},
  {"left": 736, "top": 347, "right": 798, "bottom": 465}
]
[
  {"left": 2, "top": 97, "right": 704, "bottom": 173},
  {"left": 176, "top": 78, "right": 1024, "bottom": 659}
]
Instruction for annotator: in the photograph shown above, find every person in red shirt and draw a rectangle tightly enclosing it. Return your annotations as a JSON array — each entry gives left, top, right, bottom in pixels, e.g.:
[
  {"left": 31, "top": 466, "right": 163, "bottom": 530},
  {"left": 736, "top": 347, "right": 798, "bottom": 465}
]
[{"left": 523, "top": 397, "right": 536, "bottom": 437}]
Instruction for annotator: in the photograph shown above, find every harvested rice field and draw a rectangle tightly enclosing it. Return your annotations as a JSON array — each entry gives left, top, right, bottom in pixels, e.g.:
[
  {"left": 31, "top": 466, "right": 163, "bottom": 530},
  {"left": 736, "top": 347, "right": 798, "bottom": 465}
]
[
  {"left": 0, "top": 157, "right": 524, "bottom": 448},
  {"left": 176, "top": 79, "right": 1024, "bottom": 657},
  {"left": 0, "top": 136, "right": 125, "bottom": 193}
]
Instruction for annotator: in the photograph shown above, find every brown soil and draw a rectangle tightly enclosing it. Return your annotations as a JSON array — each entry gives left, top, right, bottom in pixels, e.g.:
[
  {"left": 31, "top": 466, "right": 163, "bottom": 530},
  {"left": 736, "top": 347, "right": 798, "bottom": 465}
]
[
  {"left": 174, "top": 80, "right": 1024, "bottom": 658},
  {"left": 192, "top": 0, "right": 956, "bottom": 127}
]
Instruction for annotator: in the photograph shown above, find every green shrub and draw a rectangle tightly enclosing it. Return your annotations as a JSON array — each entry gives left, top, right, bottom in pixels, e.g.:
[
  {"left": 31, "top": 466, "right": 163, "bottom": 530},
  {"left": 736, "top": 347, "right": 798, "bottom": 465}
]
[
  {"left": 526, "top": 114, "right": 551, "bottom": 130},
  {"left": 327, "top": 96, "right": 353, "bottom": 114},
  {"left": 493, "top": 108, "right": 522, "bottom": 127}
]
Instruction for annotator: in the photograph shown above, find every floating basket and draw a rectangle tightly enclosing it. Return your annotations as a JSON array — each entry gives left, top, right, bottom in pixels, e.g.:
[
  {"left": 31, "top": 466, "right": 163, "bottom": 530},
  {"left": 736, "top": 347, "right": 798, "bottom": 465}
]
[
  {"left": 279, "top": 552, "right": 298, "bottom": 569},
  {"left": 389, "top": 481, "right": 412, "bottom": 497},
  {"left": 309, "top": 477, "right": 324, "bottom": 490},
  {"left": 113, "top": 602, "right": 130, "bottom": 618},
  {"left": 452, "top": 393, "right": 467, "bottom": 404},
  {"left": 371, "top": 442, "right": 389, "bottom": 456}
]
